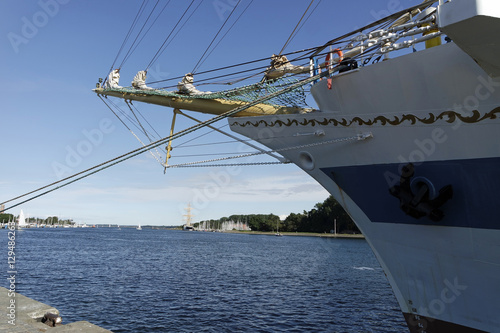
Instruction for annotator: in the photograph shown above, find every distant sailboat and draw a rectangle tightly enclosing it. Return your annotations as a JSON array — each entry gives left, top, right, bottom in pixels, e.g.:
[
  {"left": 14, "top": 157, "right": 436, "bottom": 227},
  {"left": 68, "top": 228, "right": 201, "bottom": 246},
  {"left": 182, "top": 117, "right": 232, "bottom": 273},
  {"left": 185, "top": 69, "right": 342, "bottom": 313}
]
[
  {"left": 136, "top": 224, "right": 142, "bottom": 230},
  {"left": 17, "top": 210, "right": 28, "bottom": 229}
]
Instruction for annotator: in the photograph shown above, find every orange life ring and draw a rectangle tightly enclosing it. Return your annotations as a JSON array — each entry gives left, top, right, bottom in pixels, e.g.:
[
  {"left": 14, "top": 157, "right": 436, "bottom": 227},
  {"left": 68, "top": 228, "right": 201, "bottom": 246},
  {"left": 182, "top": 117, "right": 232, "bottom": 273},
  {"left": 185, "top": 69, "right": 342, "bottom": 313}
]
[{"left": 325, "top": 48, "right": 344, "bottom": 69}]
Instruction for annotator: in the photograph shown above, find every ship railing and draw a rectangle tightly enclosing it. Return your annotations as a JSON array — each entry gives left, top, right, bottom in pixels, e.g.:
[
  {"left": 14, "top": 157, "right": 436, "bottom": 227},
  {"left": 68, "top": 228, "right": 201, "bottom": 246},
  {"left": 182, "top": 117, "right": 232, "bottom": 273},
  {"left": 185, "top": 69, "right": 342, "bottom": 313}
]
[{"left": 309, "top": 0, "right": 443, "bottom": 83}]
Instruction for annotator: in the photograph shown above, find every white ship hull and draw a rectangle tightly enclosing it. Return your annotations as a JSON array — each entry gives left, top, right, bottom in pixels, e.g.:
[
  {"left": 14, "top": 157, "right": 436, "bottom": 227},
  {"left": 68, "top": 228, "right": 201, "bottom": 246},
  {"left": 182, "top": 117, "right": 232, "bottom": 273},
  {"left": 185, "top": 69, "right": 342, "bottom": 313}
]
[{"left": 230, "top": 21, "right": 500, "bottom": 333}]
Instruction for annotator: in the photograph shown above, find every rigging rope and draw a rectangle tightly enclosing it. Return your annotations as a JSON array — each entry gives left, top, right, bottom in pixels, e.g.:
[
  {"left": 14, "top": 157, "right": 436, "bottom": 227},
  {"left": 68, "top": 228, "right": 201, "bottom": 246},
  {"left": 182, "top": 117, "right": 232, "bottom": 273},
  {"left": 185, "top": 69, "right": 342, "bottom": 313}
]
[
  {"left": 105, "top": 97, "right": 158, "bottom": 139},
  {"left": 165, "top": 132, "right": 373, "bottom": 168},
  {"left": 308, "top": 0, "right": 437, "bottom": 57},
  {"left": 119, "top": 0, "right": 161, "bottom": 69},
  {"left": 1, "top": 68, "right": 332, "bottom": 212},
  {"left": 175, "top": 123, "right": 228, "bottom": 148},
  {"left": 126, "top": 100, "right": 155, "bottom": 143},
  {"left": 147, "top": 46, "right": 318, "bottom": 86},
  {"left": 174, "top": 138, "right": 254, "bottom": 149},
  {"left": 168, "top": 161, "right": 288, "bottom": 168},
  {"left": 121, "top": 0, "right": 172, "bottom": 68},
  {"left": 287, "top": 0, "right": 322, "bottom": 47},
  {"left": 152, "top": 0, "right": 204, "bottom": 68},
  {"left": 154, "top": 51, "right": 317, "bottom": 89},
  {"left": 100, "top": 96, "right": 164, "bottom": 165},
  {"left": 195, "top": 0, "right": 254, "bottom": 72},
  {"left": 191, "top": 0, "right": 242, "bottom": 74},
  {"left": 146, "top": 0, "right": 199, "bottom": 71},
  {"left": 125, "top": 101, "right": 164, "bottom": 163},
  {"left": 104, "top": 0, "right": 148, "bottom": 83},
  {"left": 174, "top": 152, "right": 257, "bottom": 157},
  {"left": 278, "top": 0, "right": 315, "bottom": 56},
  {"left": 128, "top": 101, "right": 162, "bottom": 139}
]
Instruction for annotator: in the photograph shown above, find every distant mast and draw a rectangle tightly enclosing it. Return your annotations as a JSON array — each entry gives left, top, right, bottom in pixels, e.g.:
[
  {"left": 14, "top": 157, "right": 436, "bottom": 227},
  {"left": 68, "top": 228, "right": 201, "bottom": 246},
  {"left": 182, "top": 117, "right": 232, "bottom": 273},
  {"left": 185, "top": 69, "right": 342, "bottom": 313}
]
[{"left": 183, "top": 203, "right": 194, "bottom": 231}]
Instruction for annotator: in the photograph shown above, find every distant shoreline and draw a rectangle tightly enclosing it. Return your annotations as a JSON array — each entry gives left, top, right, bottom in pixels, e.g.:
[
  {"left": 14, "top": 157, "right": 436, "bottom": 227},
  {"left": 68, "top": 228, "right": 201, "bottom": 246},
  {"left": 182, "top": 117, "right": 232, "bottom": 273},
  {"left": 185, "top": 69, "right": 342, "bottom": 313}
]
[
  {"left": 220, "top": 230, "right": 365, "bottom": 239},
  {"left": 5, "top": 226, "right": 365, "bottom": 239}
]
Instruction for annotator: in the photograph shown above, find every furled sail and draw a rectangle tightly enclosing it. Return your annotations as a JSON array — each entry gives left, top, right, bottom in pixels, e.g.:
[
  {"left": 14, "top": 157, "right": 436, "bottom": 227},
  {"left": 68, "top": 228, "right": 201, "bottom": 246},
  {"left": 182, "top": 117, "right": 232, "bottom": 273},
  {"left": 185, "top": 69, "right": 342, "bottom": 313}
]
[
  {"left": 264, "top": 54, "right": 308, "bottom": 80},
  {"left": 106, "top": 69, "right": 122, "bottom": 89}
]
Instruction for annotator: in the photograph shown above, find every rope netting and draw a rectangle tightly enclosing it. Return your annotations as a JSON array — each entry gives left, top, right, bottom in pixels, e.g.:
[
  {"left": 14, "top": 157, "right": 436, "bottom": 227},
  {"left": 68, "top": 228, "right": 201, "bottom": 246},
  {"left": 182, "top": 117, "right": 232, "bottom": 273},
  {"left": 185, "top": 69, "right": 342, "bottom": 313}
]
[{"left": 104, "top": 76, "right": 309, "bottom": 108}]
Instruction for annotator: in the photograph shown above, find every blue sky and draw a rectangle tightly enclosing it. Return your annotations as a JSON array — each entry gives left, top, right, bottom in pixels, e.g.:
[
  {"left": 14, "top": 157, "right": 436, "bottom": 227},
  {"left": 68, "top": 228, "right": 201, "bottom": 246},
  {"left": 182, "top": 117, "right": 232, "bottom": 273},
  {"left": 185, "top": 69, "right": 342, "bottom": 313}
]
[{"left": 0, "top": 0, "right": 415, "bottom": 225}]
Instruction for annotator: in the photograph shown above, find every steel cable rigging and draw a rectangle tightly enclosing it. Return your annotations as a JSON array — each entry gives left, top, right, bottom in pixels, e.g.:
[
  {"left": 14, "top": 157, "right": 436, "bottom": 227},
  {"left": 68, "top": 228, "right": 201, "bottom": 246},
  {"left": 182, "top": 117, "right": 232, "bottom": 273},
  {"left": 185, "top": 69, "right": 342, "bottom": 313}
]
[
  {"left": 286, "top": 0, "right": 322, "bottom": 50},
  {"left": 104, "top": 0, "right": 148, "bottom": 83},
  {"left": 118, "top": 0, "right": 162, "bottom": 70},
  {"left": 278, "top": 0, "right": 316, "bottom": 56},
  {"left": 106, "top": 0, "right": 200, "bottom": 76},
  {"left": 146, "top": 46, "right": 317, "bottom": 86},
  {"left": 149, "top": 0, "right": 205, "bottom": 70},
  {"left": 99, "top": 97, "right": 164, "bottom": 165},
  {"left": 191, "top": 0, "right": 242, "bottom": 74},
  {"left": 194, "top": 0, "right": 254, "bottom": 73},
  {"left": 120, "top": 0, "right": 172, "bottom": 69},
  {"left": 1, "top": 69, "right": 330, "bottom": 212},
  {"left": 145, "top": 0, "right": 199, "bottom": 71}
]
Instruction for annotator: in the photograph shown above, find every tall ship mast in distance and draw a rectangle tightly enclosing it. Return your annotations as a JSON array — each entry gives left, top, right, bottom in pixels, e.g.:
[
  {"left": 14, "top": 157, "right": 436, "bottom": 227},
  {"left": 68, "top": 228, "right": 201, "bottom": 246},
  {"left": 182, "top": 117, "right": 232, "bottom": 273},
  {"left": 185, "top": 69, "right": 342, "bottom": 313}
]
[{"left": 182, "top": 203, "right": 194, "bottom": 231}]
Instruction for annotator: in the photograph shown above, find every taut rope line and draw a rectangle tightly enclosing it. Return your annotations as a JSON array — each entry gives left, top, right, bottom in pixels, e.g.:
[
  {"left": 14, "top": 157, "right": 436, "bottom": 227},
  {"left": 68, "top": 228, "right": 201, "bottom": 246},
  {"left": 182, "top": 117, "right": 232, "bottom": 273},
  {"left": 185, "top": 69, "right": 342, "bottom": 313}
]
[{"left": 1, "top": 68, "right": 334, "bottom": 212}]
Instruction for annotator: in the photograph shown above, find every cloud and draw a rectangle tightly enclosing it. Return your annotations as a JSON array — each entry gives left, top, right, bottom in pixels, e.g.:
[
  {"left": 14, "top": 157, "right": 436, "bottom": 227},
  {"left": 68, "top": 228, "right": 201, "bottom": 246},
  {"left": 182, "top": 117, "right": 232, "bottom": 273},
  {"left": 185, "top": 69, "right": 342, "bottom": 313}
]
[
  {"left": 182, "top": 169, "right": 328, "bottom": 204},
  {"left": 3, "top": 163, "right": 329, "bottom": 225}
]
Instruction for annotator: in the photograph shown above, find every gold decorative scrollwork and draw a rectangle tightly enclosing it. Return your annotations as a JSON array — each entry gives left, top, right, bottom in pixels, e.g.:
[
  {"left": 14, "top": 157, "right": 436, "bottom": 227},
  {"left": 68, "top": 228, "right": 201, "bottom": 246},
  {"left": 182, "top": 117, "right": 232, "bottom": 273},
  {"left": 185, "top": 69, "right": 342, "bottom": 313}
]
[{"left": 230, "top": 107, "right": 500, "bottom": 128}]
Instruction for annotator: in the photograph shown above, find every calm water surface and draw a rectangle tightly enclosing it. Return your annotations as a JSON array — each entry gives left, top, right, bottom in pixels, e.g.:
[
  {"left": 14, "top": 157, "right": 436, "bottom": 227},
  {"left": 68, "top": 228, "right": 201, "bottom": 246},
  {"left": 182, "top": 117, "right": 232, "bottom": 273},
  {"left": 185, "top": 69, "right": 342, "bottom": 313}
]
[{"left": 2, "top": 228, "right": 407, "bottom": 332}]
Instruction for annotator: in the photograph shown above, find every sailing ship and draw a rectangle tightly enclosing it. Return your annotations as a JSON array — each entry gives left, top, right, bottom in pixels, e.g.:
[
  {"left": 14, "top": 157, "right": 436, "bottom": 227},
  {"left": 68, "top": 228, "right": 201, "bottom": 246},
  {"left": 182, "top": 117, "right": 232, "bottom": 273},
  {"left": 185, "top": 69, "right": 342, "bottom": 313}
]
[
  {"left": 182, "top": 203, "right": 194, "bottom": 231},
  {"left": 94, "top": 1, "right": 500, "bottom": 331}
]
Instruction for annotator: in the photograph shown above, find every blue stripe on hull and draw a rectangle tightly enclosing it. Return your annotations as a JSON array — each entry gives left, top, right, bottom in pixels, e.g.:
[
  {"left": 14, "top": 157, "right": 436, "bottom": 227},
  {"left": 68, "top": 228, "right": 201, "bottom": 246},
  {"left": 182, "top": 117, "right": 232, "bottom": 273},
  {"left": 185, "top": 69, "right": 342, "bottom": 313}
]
[{"left": 321, "top": 157, "right": 500, "bottom": 230}]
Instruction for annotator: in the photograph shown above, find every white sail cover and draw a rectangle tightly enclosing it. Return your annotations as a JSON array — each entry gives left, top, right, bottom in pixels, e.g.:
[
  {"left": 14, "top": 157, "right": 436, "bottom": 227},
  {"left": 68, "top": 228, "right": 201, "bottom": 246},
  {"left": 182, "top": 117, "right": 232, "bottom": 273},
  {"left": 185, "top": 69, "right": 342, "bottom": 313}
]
[
  {"left": 264, "top": 54, "right": 308, "bottom": 80},
  {"left": 177, "top": 73, "right": 211, "bottom": 95},
  {"left": 106, "top": 69, "right": 122, "bottom": 89},
  {"left": 132, "top": 70, "right": 153, "bottom": 90}
]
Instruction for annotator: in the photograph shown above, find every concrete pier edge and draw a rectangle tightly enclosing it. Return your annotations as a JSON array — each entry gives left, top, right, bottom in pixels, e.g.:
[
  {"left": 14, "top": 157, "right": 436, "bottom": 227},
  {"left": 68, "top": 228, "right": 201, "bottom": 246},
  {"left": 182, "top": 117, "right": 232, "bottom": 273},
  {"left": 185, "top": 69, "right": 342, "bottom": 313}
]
[{"left": 0, "top": 286, "right": 112, "bottom": 332}]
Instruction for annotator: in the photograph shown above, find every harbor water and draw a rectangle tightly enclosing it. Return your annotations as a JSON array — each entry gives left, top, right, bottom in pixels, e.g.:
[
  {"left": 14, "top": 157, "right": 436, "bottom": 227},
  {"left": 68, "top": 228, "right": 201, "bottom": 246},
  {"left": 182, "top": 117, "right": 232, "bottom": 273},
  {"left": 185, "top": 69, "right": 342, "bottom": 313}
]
[{"left": 2, "top": 228, "right": 407, "bottom": 332}]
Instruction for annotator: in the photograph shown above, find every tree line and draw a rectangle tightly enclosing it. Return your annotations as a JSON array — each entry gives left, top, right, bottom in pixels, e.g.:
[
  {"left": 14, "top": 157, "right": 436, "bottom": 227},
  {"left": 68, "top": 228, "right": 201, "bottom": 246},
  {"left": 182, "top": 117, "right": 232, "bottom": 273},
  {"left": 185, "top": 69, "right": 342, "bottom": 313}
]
[
  {"left": 197, "top": 195, "right": 360, "bottom": 234},
  {"left": 0, "top": 213, "right": 14, "bottom": 222},
  {"left": 0, "top": 214, "right": 74, "bottom": 225}
]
